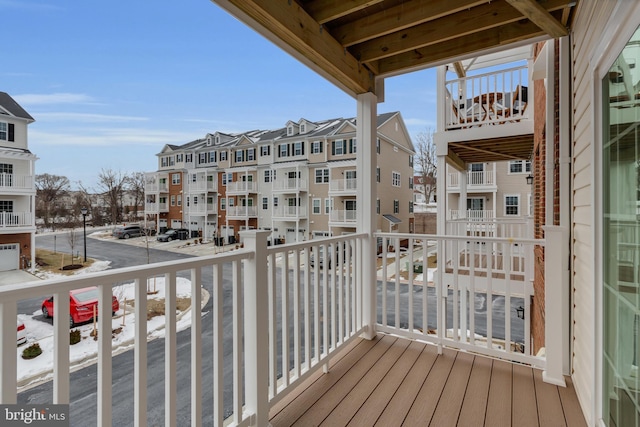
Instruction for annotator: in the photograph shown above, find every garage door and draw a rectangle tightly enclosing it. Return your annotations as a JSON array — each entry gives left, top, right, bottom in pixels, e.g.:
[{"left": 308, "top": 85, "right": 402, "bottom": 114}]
[{"left": 0, "top": 243, "right": 19, "bottom": 271}]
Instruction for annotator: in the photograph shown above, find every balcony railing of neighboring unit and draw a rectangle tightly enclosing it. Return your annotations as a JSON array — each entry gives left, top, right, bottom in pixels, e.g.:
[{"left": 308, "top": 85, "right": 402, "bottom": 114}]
[
  {"left": 144, "top": 183, "right": 169, "bottom": 192},
  {"left": 0, "top": 211, "right": 31, "bottom": 227},
  {"left": 445, "top": 65, "right": 529, "bottom": 130},
  {"left": 329, "top": 178, "right": 357, "bottom": 192},
  {"left": 329, "top": 209, "right": 357, "bottom": 223},
  {"left": 448, "top": 210, "right": 495, "bottom": 221},
  {"left": 0, "top": 230, "right": 567, "bottom": 425},
  {"left": 226, "top": 206, "right": 258, "bottom": 217},
  {"left": 145, "top": 202, "right": 169, "bottom": 213},
  {"left": 187, "top": 203, "right": 217, "bottom": 215},
  {"left": 0, "top": 174, "right": 33, "bottom": 190},
  {"left": 226, "top": 181, "right": 257, "bottom": 193},
  {"left": 272, "top": 178, "right": 308, "bottom": 192},
  {"left": 446, "top": 217, "right": 532, "bottom": 239},
  {"left": 447, "top": 170, "right": 496, "bottom": 188},
  {"left": 273, "top": 206, "right": 308, "bottom": 218}
]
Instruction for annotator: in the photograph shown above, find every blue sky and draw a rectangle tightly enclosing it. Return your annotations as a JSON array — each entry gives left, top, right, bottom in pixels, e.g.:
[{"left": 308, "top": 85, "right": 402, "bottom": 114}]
[{"left": 4, "top": 0, "right": 436, "bottom": 189}]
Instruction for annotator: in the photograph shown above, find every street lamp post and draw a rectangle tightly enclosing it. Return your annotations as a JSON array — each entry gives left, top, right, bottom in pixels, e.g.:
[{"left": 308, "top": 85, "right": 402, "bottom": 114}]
[{"left": 81, "top": 207, "right": 88, "bottom": 263}]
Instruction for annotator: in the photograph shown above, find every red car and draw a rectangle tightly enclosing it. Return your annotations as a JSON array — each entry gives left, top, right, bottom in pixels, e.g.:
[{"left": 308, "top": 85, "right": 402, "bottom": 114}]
[{"left": 41, "top": 287, "right": 119, "bottom": 327}]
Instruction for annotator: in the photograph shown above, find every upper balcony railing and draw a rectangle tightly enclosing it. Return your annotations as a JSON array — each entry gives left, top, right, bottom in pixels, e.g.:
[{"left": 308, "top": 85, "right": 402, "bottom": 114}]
[
  {"left": 329, "top": 178, "right": 357, "bottom": 194},
  {"left": 0, "top": 174, "right": 34, "bottom": 191},
  {"left": 272, "top": 178, "right": 308, "bottom": 193},
  {"left": 0, "top": 211, "right": 32, "bottom": 227},
  {"left": 445, "top": 65, "right": 530, "bottom": 130},
  {"left": 448, "top": 209, "right": 495, "bottom": 221},
  {"left": 226, "top": 181, "right": 257, "bottom": 193},
  {"left": 447, "top": 170, "right": 496, "bottom": 189},
  {"left": 1, "top": 230, "right": 567, "bottom": 425},
  {"left": 187, "top": 179, "right": 217, "bottom": 193},
  {"left": 144, "top": 182, "right": 169, "bottom": 193},
  {"left": 226, "top": 205, "right": 258, "bottom": 217},
  {"left": 329, "top": 209, "right": 357, "bottom": 224},
  {"left": 145, "top": 202, "right": 168, "bottom": 213},
  {"left": 273, "top": 206, "right": 308, "bottom": 219}
]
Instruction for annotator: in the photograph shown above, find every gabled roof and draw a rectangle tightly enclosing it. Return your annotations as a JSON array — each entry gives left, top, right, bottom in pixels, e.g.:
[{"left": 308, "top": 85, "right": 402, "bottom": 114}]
[{"left": 0, "top": 92, "right": 34, "bottom": 122}]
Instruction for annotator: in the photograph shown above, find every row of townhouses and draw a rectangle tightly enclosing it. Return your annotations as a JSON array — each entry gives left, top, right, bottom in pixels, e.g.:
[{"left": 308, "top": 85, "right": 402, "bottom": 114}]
[
  {"left": 0, "top": 92, "right": 36, "bottom": 272},
  {"left": 144, "top": 112, "right": 416, "bottom": 245}
]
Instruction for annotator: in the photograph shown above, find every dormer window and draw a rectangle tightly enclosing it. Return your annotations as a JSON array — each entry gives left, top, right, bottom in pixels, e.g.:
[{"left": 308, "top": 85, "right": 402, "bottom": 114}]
[
  {"left": 300, "top": 124, "right": 306, "bottom": 134},
  {"left": 287, "top": 125, "right": 294, "bottom": 136},
  {"left": 215, "top": 136, "right": 220, "bottom": 144},
  {"left": 206, "top": 137, "right": 212, "bottom": 146}
]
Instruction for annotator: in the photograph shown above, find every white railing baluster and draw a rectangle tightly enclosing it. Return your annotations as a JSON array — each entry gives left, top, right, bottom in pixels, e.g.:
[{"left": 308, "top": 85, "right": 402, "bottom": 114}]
[
  {"left": 164, "top": 272, "right": 177, "bottom": 427},
  {"left": 408, "top": 238, "right": 415, "bottom": 334},
  {"left": 213, "top": 264, "right": 223, "bottom": 427},
  {"left": 313, "top": 247, "right": 320, "bottom": 363},
  {"left": 452, "top": 239, "right": 459, "bottom": 342},
  {"left": 469, "top": 243, "right": 476, "bottom": 347},
  {"left": 330, "top": 245, "right": 337, "bottom": 351},
  {"left": 293, "top": 250, "right": 301, "bottom": 379},
  {"left": 281, "top": 252, "right": 290, "bottom": 387},
  {"left": 322, "top": 245, "right": 328, "bottom": 362},
  {"left": 53, "top": 288, "right": 70, "bottom": 404},
  {"left": 97, "top": 283, "right": 113, "bottom": 427},
  {"left": 382, "top": 239, "right": 388, "bottom": 327},
  {"left": 134, "top": 277, "right": 148, "bottom": 427},
  {"left": 303, "top": 247, "right": 311, "bottom": 370},
  {"left": 394, "top": 237, "right": 400, "bottom": 330},
  {"left": 190, "top": 267, "right": 202, "bottom": 427},
  {"left": 338, "top": 244, "right": 344, "bottom": 344},
  {"left": 232, "top": 260, "right": 243, "bottom": 424},
  {"left": 486, "top": 241, "right": 494, "bottom": 349},
  {"left": 0, "top": 300, "right": 17, "bottom": 404},
  {"left": 504, "top": 243, "right": 512, "bottom": 353},
  {"left": 268, "top": 252, "right": 277, "bottom": 398}
]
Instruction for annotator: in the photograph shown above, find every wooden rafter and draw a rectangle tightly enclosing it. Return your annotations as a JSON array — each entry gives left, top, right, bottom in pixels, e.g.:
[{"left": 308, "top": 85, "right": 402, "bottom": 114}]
[
  {"left": 453, "top": 62, "right": 466, "bottom": 78},
  {"left": 449, "top": 142, "right": 525, "bottom": 161},
  {"left": 305, "top": 0, "right": 384, "bottom": 25},
  {"left": 331, "top": 0, "right": 487, "bottom": 47},
  {"left": 505, "top": 0, "right": 568, "bottom": 38},
  {"left": 215, "top": 0, "right": 375, "bottom": 95},
  {"left": 376, "top": 19, "right": 546, "bottom": 76}
]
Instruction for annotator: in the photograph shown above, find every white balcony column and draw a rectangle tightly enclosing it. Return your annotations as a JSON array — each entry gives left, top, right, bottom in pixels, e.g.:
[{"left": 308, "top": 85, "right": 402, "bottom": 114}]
[
  {"left": 0, "top": 300, "right": 17, "bottom": 403},
  {"left": 543, "top": 226, "right": 568, "bottom": 387},
  {"left": 241, "top": 230, "right": 270, "bottom": 426},
  {"left": 356, "top": 91, "right": 377, "bottom": 340},
  {"left": 53, "top": 289, "right": 70, "bottom": 404},
  {"left": 459, "top": 169, "right": 468, "bottom": 217}
]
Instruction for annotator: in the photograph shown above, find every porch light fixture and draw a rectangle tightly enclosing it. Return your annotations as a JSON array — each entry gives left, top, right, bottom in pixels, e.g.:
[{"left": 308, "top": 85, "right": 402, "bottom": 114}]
[
  {"left": 516, "top": 305, "right": 525, "bottom": 319},
  {"left": 526, "top": 174, "right": 534, "bottom": 185}
]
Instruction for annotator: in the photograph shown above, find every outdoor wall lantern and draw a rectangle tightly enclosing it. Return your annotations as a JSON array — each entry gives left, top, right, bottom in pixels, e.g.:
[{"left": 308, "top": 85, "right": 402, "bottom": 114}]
[
  {"left": 516, "top": 305, "right": 525, "bottom": 319},
  {"left": 526, "top": 174, "right": 534, "bottom": 185}
]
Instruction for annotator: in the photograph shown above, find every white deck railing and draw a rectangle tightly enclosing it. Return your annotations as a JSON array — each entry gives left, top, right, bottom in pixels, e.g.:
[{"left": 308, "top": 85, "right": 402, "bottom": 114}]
[
  {"left": 0, "top": 174, "right": 33, "bottom": 190},
  {"left": 447, "top": 170, "right": 496, "bottom": 188},
  {"left": 0, "top": 211, "right": 32, "bottom": 227},
  {"left": 1, "top": 230, "right": 565, "bottom": 425},
  {"left": 445, "top": 65, "right": 530, "bottom": 129}
]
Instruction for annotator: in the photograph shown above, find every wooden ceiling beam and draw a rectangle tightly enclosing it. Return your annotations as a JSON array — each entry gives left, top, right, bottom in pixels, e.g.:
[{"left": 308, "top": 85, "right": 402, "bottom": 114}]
[
  {"left": 217, "top": 0, "right": 375, "bottom": 95},
  {"left": 305, "top": 0, "right": 384, "bottom": 25},
  {"left": 352, "top": 0, "right": 570, "bottom": 63},
  {"left": 332, "top": 0, "right": 488, "bottom": 47},
  {"left": 505, "top": 0, "right": 568, "bottom": 38},
  {"left": 449, "top": 142, "right": 525, "bottom": 161},
  {"left": 453, "top": 62, "right": 466, "bottom": 78},
  {"left": 375, "top": 19, "right": 547, "bottom": 76}
]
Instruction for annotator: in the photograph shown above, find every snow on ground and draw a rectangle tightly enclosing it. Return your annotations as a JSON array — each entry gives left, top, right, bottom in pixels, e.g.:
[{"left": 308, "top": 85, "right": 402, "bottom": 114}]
[
  {"left": 414, "top": 268, "right": 436, "bottom": 284},
  {"left": 16, "top": 275, "right": 194, "bottom": 389}
]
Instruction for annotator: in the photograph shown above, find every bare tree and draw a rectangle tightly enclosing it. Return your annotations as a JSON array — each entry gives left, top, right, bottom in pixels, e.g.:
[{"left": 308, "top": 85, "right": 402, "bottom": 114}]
[
  {"left": 35, "top": 174, "right": 70, "bottom": 230},
  {"left": 67, "top": 229, "right": 79, "bottom": 266},
  {"left": 96, "top": 169, "right": 128, "bottom": 225},
  {"left": 414, "top": 128, "right": 437, "bottom": 203},
  {"left": 127, "top": 172, "right": 145, "bottom": 220}
]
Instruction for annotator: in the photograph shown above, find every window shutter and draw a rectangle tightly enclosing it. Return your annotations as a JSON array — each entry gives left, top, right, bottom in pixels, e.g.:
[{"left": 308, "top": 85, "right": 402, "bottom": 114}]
[
  {"left": 342, "top": 140, "right": 347, "bottom": 153},
  {"left": 332, "top": 141, "right": 336, "bottom": 155},
  {"left": 8, "top": 124, "right": 14, "bottom": 142},
  {"left": 301, "top": 142, "right": 305, "bottom": 155}
]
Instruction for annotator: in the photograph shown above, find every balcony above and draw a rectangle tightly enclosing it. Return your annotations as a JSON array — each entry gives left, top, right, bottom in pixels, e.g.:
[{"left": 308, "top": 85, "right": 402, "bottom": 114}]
[
  {"left": 272, "top": 206, "right": 307, "bottom": 220},
  {"left": 144, "top": 182, "right": 169, "bottom": 193},
  {"left": 447, "top": 170, "right": 497, "bottom": 192},
  {"left": 0, "top": 174, "right": 34, "bottom": 193},
  {"left": 272, "top": 178, "right": 308, "bottom": 193},
  {"left": 329, "top": 209, "right": 357, "bottom": 226},
  {"left": 438, "top": 64, "right": 534, "bottom": 166},
  {"left": 187, "top": 203, "right": 217, "bottom": 216},
  {"left": 187, "top": 180, "right": 217, "bottom": 193},
  {"left": 145, "top": 202, "right": 168, "bottom": 214},
  {"left": 0, "top": 211, "right": 33, "bottom": 229},
  {"left": 329, "top": 178, "right": 357, "bottom": 195},
  {"left": 226, "top": 205, "right": 258, "bottom": 219},
  {"left": 226, "top": 181, "right": 257, "bottom": 195}
]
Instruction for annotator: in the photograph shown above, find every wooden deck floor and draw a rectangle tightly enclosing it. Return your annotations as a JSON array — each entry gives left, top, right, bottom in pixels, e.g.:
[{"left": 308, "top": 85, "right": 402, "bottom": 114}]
[{"left": 269, "top": 334, "right": 586, "bottom": 427}]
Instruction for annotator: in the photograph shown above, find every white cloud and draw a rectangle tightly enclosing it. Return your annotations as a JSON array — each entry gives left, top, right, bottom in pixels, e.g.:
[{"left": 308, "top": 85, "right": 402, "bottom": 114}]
[
  {"left": 14, "top": 93, "right": 95, "bottom": 106},
  {"left": 29, "top": 128, "right": 197, "bottom": 147},
  {"left": 35, "top": 112, "right": 148, "bottom": 123}
]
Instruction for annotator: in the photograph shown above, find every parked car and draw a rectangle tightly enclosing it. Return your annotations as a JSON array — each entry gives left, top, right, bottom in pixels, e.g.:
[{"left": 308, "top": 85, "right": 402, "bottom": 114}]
[
  {"left": 309, "top": 243, "right": 347, "bottom": 269},
  {"left": 17, "top": 319, "right": 27, "bottom": 346},
  {"left": 156, "top": 228, "right": 189, "bottom": 242},
  {"left": 41, "top": 286, "right": 119, "bottom": 328},
  {"left": 112, "top": 224, "right": 143, "bottom": 239}
]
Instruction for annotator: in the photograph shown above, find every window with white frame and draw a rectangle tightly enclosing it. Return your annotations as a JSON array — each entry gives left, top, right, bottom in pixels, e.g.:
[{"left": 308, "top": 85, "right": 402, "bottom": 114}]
[
  {"left": 324, "top": 198, "right": 330, "bottom": 214},
  {"left": 219, "top": 151, "right": 228, "bottom": 161},
  {"left": 0, "top": 122, "right": 14, "bottom": 142},
  {"left": 171, "top": 195, "right": 176, "bottom": 206},
  {"left": 409, "top": 201, "right": 414, "bottom": 213},
  {"left": 394, "top": 199, "right": 399, "bottom": 214},
  {"left": 273, "top": 197, "right": 278, "bottom": 208},
  {"left": 260, "top": 145, "right": 270, "bottom": 156},
  {"left": 247, "top": 149, "right": 255, "bottom": 161},
  {"left": 333, "top": 139, "right": 345, "bottom": 155},
  {"left": 311, "top": 141, "right": 322, "bottom": 154},
  {"left": 228, "top": 197, "right": 234, "bottom": 207},
  {"left": 315, "top": 168, "right": 329, "bottom": 183},
  {"left": 376, "top": 138, "right": 380, "bottom": 154},
  {"left": 312, "top": 198, "right": 321, "bottom": 214},
  {"left": 279, "top": 144, "right": 288, "bottom": 158},
  {"left": 392, "top": 171, "right": 401, "bottom": 187},
  {"left": 262, "top": 197, "right": 269, "bottom": 210},
  {"left": 294, "top": 141, "right": 303, "bottom": 156},
  {"left": 235, "top": 150, "right": 244, "bottom": 163},
  {"left": 376, "top": 167, "right": 380, "bottom": 183},
  {"left": 504, "top": 195, "right": 520, "bottom": 216},
  {"left": 176, "top": 153, "right": 183, "bottom": 162},
  {"left": 220, "top": 198, "right": 226, "bottom": 210},
  {"left": 508, "top": 160, "right": 531, "bottom": 174},
  {"left": 209, "top": 151, "right": 216, "bottom": 163},
  {"left": 177, "top": 195, "right": 182, "bottom": 206},
  {"left": 376, "top": 199, "right": 380, "bottom": 214},
  {"left": 172, "top": 173, "right": 181, "bottom": 185}
]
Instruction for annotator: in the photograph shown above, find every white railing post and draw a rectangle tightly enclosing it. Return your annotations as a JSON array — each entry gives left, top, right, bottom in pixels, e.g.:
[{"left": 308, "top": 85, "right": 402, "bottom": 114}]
[
  {"left": 542, "top": 226, "right": 567, "bottom": 386},
  {"left": 241, "top": 230, "right": 271, "bottom": 426},
  {"left": 0, "top": 300, "right": 17, "bottom": 404}
]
